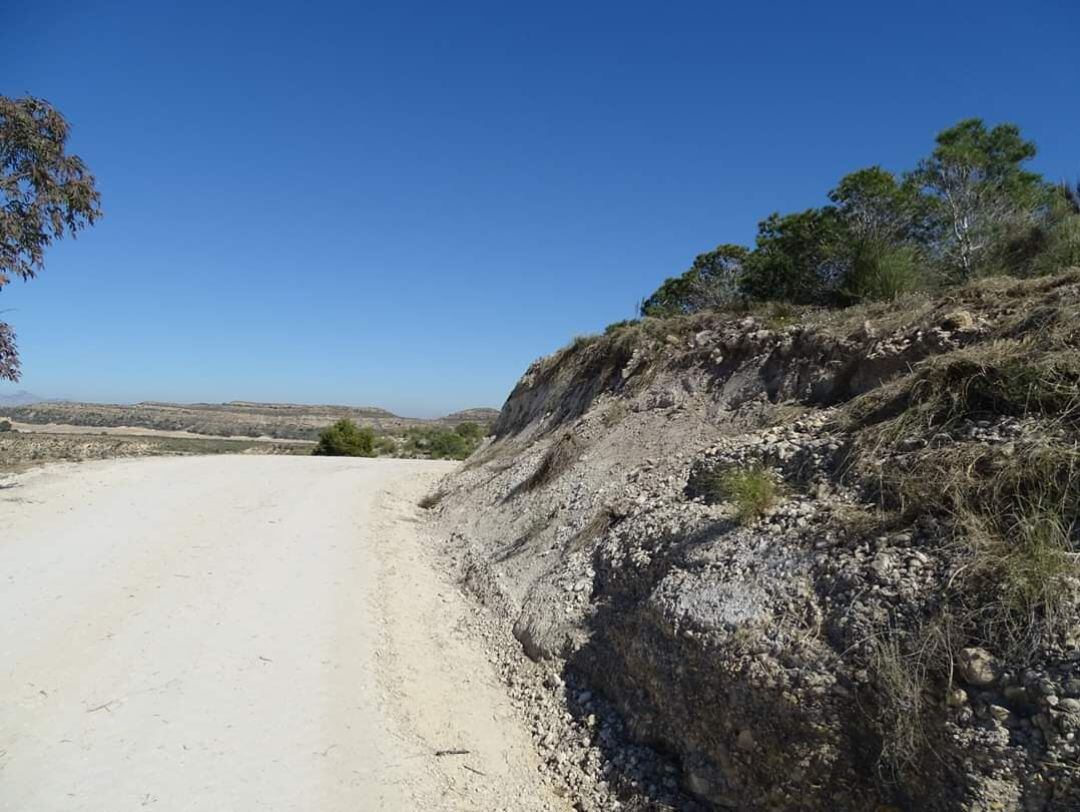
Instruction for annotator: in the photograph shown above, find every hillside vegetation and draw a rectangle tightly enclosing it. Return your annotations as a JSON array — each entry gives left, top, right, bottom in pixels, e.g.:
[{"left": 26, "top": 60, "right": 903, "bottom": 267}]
[
  {"left": 0, "top": 400, "right": 497, "bottom": 446},
  {"left": 640, "top": 119, "right": 1079, "bottom": 317},
  {"left": 429, "top": 119, "right": 1080, "bottom": 811}
]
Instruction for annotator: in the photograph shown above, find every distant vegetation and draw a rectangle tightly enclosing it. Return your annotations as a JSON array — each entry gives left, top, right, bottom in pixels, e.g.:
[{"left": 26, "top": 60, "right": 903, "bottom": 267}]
[
  {"left": 312, "top": 419, "right": 488, "bottom": 460},
  {"left": 641, "top": 118, "right": 1080, "bottom": 314},
  {"left": 313, "top": 419, "right": 376, "bottom": 457},
  {"left": 398, "top": 422, "right": 486, "bottom": 460}
]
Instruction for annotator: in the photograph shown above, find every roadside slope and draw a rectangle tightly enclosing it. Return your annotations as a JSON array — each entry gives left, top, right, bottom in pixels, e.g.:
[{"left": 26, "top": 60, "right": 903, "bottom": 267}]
[
  {"left": 432, "top": 272, "right": 1080, "bottom": 811},
  {"left": 0, "top": 456, "right": 561, "bottom": 811}
]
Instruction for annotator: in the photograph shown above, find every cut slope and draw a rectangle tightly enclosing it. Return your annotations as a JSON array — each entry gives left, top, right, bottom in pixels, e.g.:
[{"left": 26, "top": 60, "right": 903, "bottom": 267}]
[{"left": 433, "top": 271, "right": 1080, "bottom": 811}]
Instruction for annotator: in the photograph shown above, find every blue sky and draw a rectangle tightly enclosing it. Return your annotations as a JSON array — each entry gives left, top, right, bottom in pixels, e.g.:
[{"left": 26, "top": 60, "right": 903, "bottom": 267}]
[{"left": 3, "top": 0, "right": 1078, "bottom": 416}]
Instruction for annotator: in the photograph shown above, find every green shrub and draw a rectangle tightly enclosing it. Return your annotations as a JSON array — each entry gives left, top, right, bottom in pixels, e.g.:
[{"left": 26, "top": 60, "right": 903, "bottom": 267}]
[
  {"left": 604, "top": 319, "right": 639, "bottom": 335},
  {"left": 401, "top": 425, "right": 482, "bottom": 460},
  {"left": 427, "top": 429, "right": 471, "bottom": 460},
  {"left": 632, "top": 119, "right": 1073, "bottom": 312},
  {"left": 454, "top": 421, "right": 484, "bottom": 441},
  {"left": 373, "top": 434, "right": 397, "bottom": 455},
  {"left": 842, "top": 243, "right": 924, "bottom": 302},
  {"left": 1031, "top": 214, "right": 1080, "bottom": 277},
  {"left": 0, "top": 419, "right": 11, "bottom": 432},
  {"left": 312, "top": 419, "right": 375, "bottom": 457}
]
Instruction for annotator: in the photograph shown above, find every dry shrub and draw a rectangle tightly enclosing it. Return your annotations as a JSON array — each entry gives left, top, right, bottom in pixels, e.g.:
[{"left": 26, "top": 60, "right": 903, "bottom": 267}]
[
  {"left": 567, "top": 509, "right": 616, "bottom": 552},
  {"left": 954, "top": 503, "right": 1080, "bottom": 656},
  {"left": 869, "top": 617, "right": 959, "bottom": 785},
  {"left": 507, "top": 432, "right": 582, "bottom": 498},
  {"left": 601, "top": 400, "right": 630, "bottom": 428},
  {"left": 418, "top": 489, "right": 446, "bottom": 509}
]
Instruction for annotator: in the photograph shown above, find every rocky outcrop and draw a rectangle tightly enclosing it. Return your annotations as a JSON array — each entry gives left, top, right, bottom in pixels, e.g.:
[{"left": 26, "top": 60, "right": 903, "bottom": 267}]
[{"left": 433, "top": 272, "right": 1080, "bottom": 810}]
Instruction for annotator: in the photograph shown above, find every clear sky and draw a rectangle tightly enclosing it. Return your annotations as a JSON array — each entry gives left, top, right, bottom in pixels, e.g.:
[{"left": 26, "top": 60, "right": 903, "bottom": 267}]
[{"left": 3, "top": 0, "right": 1078, "bottom": 416}]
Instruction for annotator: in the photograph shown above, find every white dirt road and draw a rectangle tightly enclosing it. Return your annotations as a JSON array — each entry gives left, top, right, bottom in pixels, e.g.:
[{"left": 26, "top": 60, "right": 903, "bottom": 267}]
[{"left": 0, "top": 456, "right": 561, "bottom": 811}]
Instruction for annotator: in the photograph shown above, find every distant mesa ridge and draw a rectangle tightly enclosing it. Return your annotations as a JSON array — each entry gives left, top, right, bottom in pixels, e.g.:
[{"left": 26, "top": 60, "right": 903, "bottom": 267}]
[
  {"left": 0, "top": 399, "right": 500, "bottom": 440},
  {"left": 0, "top": 390, "right": 43, "bottom": 406}
]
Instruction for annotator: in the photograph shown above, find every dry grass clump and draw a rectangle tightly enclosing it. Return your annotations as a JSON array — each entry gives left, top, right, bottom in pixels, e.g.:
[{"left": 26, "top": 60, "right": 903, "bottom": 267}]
[
  {"left": 601, "top": 400, "right": 630, "bottom": 428},
  {"left": 567, "top": 509, "right": 616, "bottom": 552},
  {"left": 508, "top": 432, "right": 582, "bottom": 498},
  {"left": 954, "top": 502, "right": 1080, "bottom": 655},
  {"left": 870, "top": 634, "right": 934, "bottom": 781},
  {"left": 872, "top": 440, "right": 1080, "bottom": 656},
  {"left": 884, "top": 441, "right": 1079, "bottom": 517},
  {"left": 701, "top": 464, "right": 779, "bottom": 523},
  {"left": 849, "top": 341, "right": 1080, "bottom": 441},
  {"left": 459, "top": 438, "right": 521, "bottom": 472},
  {"left": 751, "top": 300, "right": 803, "bottom": 330},
  {"left": 418, "top": 489, "right": 446, "bottom": 510},
  {"left": 868, "top": 616, "right": 960, "bottom": 785},
  {"left": 851, "top": 347, "right": 1080, "bottom": 655},
  {"left": 840, "top": 287, "right": 1080, "bottom": 676}
]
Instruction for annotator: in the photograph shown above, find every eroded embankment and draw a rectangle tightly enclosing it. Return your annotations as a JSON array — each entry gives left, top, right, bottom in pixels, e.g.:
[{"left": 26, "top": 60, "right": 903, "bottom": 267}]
[{"left": 431, "top": 271, "right": 1080, "bottom": 811}]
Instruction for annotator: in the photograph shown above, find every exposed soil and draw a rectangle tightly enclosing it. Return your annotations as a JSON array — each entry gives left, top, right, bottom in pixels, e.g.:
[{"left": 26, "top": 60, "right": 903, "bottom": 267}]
[{"left": 0, "top": 456, "right": 562, "bottom": 811}]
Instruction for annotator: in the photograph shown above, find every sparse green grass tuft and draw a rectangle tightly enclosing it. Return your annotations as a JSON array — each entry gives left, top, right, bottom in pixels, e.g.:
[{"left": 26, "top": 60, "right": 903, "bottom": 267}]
[
  {"left": 703, "top": 464, "right": 779, "bottom": 523},
  {"left": 842, "top": 243, "right": 925, "bottom": 303}
]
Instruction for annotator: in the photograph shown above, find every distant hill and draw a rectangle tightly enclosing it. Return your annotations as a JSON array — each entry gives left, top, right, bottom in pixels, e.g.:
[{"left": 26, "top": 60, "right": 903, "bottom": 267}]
[
  {"left": 0, "top": 399, "right": 499, "bottom": 441},
  {"left": 0, "top": 390, "right": 43, "bottom": 406},
  {"left": 438, "top": 408, "right": 501, "bottom": 424}
]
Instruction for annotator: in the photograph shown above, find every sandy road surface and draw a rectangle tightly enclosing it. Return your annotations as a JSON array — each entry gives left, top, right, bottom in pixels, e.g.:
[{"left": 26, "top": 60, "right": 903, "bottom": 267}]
[{"left": 0, "top": 456, "right": 560, "bottom": 811}]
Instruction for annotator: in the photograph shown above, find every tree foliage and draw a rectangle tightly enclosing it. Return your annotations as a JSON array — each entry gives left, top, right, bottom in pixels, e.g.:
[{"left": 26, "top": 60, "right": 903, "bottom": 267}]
[
  {"left": 313, "top": 419, "right": 375, "bottom": 457},
  {"left": 640, "top": 117, "right": 1068, "bottom": 312},
  {"left": 910, "top": 119, "right": 1044, "bottom": 279},
  {"left": 0, "top": 96, "right": 102, "bottom": 380},
  {"left": 640, "top": 244, "right": 749, "bottom": 316},
  {"left": 742, "top": 209, "right": 846, "bottom": 304},
  {"left": 0, "top": 321, "right": 17, "bottom": 381}
]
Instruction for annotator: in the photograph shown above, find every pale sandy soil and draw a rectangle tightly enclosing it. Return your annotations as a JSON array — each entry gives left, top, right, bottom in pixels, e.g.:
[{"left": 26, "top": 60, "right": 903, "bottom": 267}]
[
  {"left": 0, "top": 456, "right": 562, "bottom": 811},
  {"left": 6, "top": 421, "right": 313, "bottom": 443}
]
